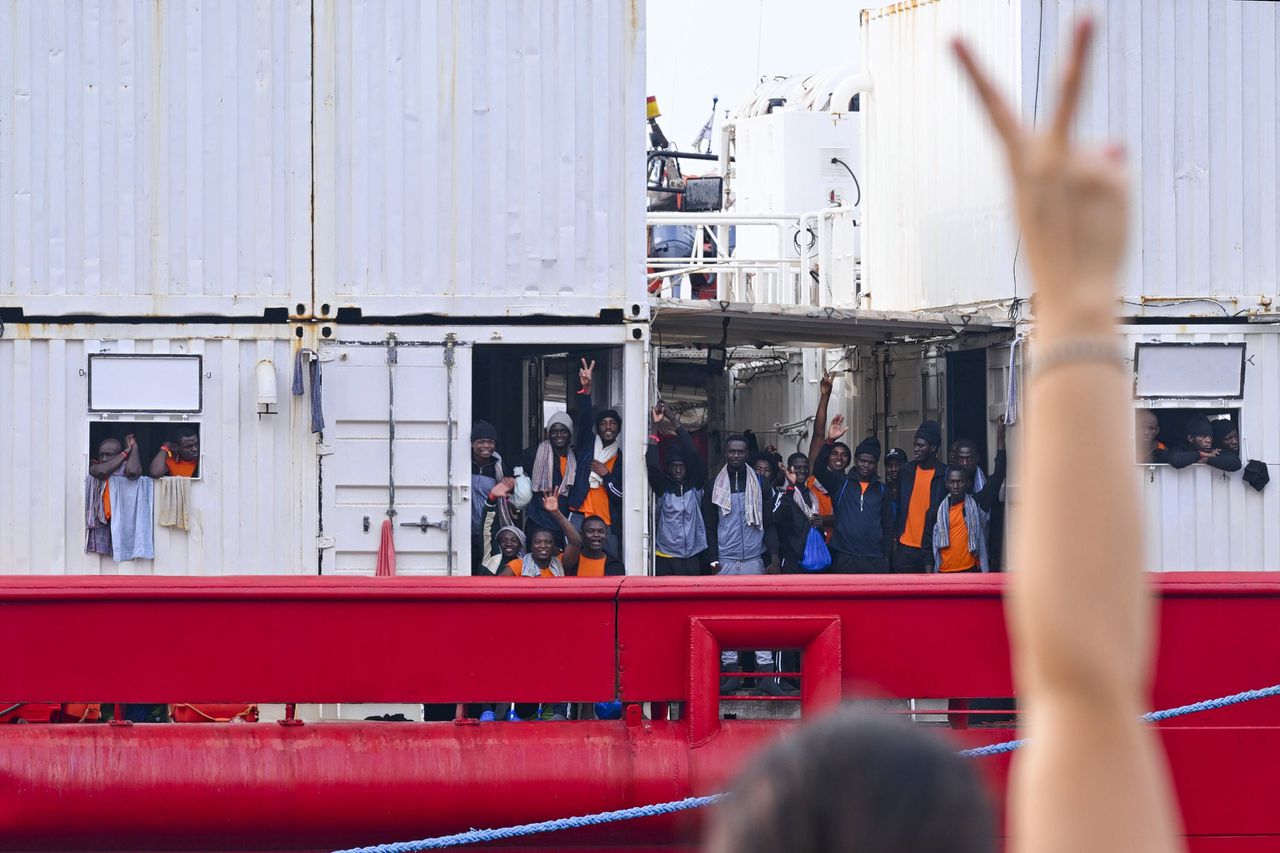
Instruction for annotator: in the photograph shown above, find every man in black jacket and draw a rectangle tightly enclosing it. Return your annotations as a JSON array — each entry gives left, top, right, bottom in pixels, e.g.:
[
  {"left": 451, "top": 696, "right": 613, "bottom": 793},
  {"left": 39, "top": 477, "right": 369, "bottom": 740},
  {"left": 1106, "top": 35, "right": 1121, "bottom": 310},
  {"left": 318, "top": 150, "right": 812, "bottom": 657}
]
[
  {"left": 773, "top": 452, "right": 823, "bottom": 573},
  {"left": 951, "top": 419, "right": 1008, "bottom": 516},
  {"left": 892, "top": 419, "right": 947, "bottom": 573},
  {"left": 1169, "top": 415, "right": 1241, "bottom": 472},
  {"left": 812, "top": 417, "right": 894, "bottom": 573}
]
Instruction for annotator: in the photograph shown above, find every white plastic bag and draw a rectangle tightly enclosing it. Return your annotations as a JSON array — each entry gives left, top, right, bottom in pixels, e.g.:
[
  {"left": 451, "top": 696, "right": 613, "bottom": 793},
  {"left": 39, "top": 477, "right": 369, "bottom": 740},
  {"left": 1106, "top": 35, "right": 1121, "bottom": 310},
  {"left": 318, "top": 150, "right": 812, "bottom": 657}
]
[{"left": 511, "top": 466, "right": 534, "bottom": 509}]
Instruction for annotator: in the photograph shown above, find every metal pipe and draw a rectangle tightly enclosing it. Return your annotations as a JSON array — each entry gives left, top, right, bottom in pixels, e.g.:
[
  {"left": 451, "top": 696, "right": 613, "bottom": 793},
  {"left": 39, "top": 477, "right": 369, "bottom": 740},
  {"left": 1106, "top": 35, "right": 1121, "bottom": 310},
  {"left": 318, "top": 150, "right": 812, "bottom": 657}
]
[
  {"left": 444, "top": 334, "right": 456, "bottom": 575},
  {"left": 646, "top": 213, "right": 805, "bottom": 223},
  {"left": 828, "top": 71, "right": 874, "bottom": 114},
  {"left": 385, "top": 334, "right": 398, "bottom": 519}
]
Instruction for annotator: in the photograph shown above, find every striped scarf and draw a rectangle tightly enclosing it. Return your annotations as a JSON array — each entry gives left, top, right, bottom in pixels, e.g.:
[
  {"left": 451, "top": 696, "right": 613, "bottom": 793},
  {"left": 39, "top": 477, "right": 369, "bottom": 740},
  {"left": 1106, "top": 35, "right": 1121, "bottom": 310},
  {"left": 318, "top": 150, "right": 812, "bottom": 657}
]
[
  {"left": 791, "top": 484, "right": 818, "bottom": 519},
  {"left": 933, "top": 494, "right": 982, "bottom": 557},
  {"left": 531, "top": 441, "right": 575, "bottom": 495},
  {"left": 518, "top": 553, "right": 564, "bottom": 578},
  {"left": 712, "top": 466, "right": 763, "bottom": 528},
  {"left": 482, "top": 453, "right": 517, "bottom": 551}
]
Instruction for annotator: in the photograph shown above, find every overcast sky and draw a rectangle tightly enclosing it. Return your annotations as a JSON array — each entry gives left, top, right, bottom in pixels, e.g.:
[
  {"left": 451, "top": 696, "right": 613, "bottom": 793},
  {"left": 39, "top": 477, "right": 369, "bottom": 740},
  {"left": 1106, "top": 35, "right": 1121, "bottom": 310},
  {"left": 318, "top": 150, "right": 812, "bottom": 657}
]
[{"left": 645, "top": 0, "right": 865, "bottom": 149}]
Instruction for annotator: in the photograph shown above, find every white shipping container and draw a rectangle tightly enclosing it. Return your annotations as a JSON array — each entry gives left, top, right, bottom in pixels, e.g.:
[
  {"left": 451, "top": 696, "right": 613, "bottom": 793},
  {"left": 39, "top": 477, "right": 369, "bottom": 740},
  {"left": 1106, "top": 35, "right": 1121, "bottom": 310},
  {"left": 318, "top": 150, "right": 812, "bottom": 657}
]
[
  {"left": 0, "top": 1, "right": 314, "bottom": 317},
  {"left": 314, "top": 0, "right": 646, "bottom": 319},
  {"left": 0, "top": 0, "right": 646, "bottom": 319},
  {"left": 861, "top": 0, "right": 1280, "bottom": 316}
]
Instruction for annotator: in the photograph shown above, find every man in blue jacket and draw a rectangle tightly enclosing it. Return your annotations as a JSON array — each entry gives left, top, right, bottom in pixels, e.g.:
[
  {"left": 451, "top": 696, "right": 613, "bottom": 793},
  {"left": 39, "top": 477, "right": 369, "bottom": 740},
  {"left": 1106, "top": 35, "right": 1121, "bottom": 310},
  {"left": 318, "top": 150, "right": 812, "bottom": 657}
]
[{"left": 812, "top": 416, "right": 894, "bottom": 573}]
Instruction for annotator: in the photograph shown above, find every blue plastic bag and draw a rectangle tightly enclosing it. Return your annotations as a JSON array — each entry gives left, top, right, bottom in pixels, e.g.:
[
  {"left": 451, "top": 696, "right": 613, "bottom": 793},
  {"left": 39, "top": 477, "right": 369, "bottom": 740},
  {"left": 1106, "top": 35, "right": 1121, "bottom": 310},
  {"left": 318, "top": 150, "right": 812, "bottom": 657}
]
[{"left": 800, "top": 527, "right": 832, "bottom": 572}]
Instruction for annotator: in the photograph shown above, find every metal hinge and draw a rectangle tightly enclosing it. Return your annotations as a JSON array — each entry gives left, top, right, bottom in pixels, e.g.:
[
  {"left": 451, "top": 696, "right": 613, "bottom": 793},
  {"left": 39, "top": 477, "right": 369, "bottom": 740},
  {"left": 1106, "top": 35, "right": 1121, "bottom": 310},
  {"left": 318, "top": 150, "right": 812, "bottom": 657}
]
[
  {"left": 316, "top": 443, "right": 335, "bottom": 457},
  {"left": 315, "top": 536, "right": 335, "bottom": 550}
]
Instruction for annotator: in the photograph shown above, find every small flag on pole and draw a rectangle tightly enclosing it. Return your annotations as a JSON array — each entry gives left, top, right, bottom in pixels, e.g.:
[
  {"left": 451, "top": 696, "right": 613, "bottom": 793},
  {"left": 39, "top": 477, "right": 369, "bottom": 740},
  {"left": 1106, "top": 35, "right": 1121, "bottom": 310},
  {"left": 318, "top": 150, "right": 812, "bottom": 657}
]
[{"left": 691, "top": 96, "right": 719, "bottom": 153}]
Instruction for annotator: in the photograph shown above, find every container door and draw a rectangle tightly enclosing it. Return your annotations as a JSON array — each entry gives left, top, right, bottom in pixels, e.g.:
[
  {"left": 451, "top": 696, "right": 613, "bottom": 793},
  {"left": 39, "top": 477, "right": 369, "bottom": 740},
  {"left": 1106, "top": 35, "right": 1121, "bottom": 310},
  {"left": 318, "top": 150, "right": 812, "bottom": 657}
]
[{"left": 319, "top": 338, "right": 468, "bottom": 575}]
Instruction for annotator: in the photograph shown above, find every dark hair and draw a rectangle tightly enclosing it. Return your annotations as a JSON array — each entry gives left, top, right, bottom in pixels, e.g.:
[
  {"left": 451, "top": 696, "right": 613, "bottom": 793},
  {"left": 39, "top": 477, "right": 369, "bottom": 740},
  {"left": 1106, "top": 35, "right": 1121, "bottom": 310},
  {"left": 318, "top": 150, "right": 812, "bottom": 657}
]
[
  {"left": 725, "top": 434, "right": 749, "bottom": 449},
  {"left": 787, "top": 452, "right": 808, "bottom": 468},
  {"left": 529, "top": 528, "right": 556, "bottom": 545},
  {"left": 747, "top": 451, "right": 775, "bottom": 472},
  {"left": 829, "top": 441, "right": 852, "bottom": 456},
  {"left": 946, "top": 465, "right": 973, "bottom": 484},
  {"left": 581, "top": 515, "right": 607, "bottom": 531},
  {"left": 954, "top": 438, "right": 979, "bottom": 454},
  {"left": 708, "top": 711, "right": 994, "bottom": 853}
]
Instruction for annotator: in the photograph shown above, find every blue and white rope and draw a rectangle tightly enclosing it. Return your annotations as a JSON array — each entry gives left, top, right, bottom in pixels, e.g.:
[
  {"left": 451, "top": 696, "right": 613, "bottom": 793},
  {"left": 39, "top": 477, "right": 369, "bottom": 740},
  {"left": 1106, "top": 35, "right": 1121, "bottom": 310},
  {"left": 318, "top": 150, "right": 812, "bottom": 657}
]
[
  {"left": 958, "top": 682, "right": 1280, "bottom": 758},
  {"left": 335, "top": 682, "right": 1280, "bottom": 853},
  {"left": 333, "top": 795, "right": 725, "bottom": 853}
]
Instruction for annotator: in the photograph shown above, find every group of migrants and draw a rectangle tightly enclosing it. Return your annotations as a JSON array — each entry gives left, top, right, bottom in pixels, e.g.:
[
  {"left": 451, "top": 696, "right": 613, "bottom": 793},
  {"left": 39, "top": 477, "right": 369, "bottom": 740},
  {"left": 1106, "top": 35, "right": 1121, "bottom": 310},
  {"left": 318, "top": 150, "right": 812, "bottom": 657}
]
[
  {"left": 85, "top": 430, "right": 201, "bottom": 562},
  {"left": 472, "top": 367, "right": 1009, "bottom": 583}
]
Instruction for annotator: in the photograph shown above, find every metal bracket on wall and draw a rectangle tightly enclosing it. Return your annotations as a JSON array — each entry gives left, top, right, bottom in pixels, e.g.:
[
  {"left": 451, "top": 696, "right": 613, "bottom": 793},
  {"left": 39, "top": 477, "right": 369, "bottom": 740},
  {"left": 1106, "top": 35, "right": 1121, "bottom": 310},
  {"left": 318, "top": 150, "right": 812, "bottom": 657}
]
[{"left": 400, "top": 515, "right": 449, "bottom": 534}]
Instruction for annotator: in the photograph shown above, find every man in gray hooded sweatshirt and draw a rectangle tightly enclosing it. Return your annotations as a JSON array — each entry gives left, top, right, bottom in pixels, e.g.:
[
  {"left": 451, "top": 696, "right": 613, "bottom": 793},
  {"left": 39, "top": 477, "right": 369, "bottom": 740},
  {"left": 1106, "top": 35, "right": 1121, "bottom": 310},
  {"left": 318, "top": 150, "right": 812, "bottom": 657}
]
[{"left": 645, "top": 403, "right": 708, "bottom": 575}]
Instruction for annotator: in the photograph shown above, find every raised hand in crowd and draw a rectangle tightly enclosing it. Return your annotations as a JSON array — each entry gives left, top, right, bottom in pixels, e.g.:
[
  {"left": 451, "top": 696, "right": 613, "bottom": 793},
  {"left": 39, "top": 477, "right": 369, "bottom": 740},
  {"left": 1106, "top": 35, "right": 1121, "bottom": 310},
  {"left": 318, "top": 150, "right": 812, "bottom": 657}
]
[
  {"left": 579, "top": 358, "right": 595, "bottom": 393},
  {"left": 826, "top": 414, "right": 848, "bottom": 443},
  {"left": 489, "top": 477, "right": 515, "bottom": 500}
]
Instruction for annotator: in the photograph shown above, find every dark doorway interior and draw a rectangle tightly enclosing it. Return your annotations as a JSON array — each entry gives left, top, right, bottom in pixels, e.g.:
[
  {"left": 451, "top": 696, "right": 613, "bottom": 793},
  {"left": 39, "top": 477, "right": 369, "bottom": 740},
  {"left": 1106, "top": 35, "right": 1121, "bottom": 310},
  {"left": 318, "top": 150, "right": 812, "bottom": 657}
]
[
  {"left": 945, "top": 348, "right": 988, "bottom": 464},
  {"left": 471, "top": 345, "right": 617, "bottom": 467}
]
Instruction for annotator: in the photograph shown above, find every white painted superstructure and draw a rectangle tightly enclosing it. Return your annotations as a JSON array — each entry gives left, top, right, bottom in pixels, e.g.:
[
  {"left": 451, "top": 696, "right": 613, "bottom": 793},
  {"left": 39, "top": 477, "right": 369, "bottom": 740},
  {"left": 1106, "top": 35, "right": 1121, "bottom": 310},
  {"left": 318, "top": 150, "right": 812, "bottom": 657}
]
[{"left": 860, "top": 0, "right": 1280, "bottom": 317}]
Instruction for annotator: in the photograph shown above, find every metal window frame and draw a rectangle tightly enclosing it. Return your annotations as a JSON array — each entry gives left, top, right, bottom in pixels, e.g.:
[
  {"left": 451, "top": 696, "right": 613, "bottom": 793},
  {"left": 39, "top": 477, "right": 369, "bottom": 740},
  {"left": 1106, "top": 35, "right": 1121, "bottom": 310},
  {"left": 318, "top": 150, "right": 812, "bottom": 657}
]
[
  {"left": 87, "top": 354, "right": 204, "bottom": 414},
  {"left": 1132, "top": 342, "right": 1246, "bottom": 400}
]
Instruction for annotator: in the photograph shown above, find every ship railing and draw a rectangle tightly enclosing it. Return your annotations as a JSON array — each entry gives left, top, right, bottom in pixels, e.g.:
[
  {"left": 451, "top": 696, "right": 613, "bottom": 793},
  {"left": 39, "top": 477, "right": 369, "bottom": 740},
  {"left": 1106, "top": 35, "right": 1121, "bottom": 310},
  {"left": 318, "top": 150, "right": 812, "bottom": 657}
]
[{"left": 646, "top": 208, "right": 860, "bottom": 309}]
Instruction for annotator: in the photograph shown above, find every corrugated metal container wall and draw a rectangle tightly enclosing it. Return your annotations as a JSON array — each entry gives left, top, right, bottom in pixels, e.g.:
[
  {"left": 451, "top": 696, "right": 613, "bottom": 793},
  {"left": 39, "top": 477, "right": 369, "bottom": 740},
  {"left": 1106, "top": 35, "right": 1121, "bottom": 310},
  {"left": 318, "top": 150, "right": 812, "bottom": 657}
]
[
  {"left": 0, "top": 325, "right": 313, "bottom": 573},
  {"left": 1125, "top": 326, "right": 1280, "bottom": 572},
  {"left": 725, "top": 348, "right": 874, "bottom": 456},
  {"left": 0, "top": 1, "right": 313, "bottom": 317},
  {"left": 312, "top": 0, "right": 647, "bottom": 318},
  {"left": 860, "top": 0, "right": 1021, "bottom": 313},
  {"left": 1031, "top": 1, "right": 1280, "bottom": 314},
  {"left": 862, "top": 0, "right": 1280, "bottom": 315},
  {"left": 726, "top": 353, "right": 812, "bottom": 455}
]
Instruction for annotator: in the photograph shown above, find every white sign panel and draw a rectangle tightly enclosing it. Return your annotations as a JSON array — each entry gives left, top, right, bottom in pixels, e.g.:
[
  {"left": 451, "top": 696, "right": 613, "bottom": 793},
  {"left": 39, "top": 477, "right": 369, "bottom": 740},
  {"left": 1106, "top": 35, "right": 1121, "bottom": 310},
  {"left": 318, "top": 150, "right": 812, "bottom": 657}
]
[
  {"left": 1133, "top": 343, "right": 1245, "bottom": 399},
  {"left": 88, "top": 355, "right": 203, "bottom": 413}
]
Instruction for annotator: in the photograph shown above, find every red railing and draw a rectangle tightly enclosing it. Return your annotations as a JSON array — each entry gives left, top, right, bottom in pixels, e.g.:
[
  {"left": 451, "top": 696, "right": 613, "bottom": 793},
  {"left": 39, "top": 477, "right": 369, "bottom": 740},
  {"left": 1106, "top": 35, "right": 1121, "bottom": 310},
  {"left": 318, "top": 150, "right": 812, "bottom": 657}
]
[{"left": 1, "top": 573, "right": 1279, "bottom": 851}]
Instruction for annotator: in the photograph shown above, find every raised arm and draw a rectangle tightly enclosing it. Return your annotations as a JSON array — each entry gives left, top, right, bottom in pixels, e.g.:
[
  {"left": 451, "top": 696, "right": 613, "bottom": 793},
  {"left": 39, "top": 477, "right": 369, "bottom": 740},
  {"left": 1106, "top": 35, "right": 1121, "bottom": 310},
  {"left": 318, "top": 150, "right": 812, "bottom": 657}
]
[
  {"left": 975, "top": 420, "right": 1008, "bottom": 512},
  {"left": 646, "top": 438, "right": 670, "bottom": 496},
  {"left": 674, "top": 421, "right": 707, "bottom": 488},
  {"left": 148, "top": 440, "right": 171, "bottom": 478},
  {"left": 811, "top": 415, "right": 849, "bottom": 496},
  {"left": 574, "top": 358, "right": 597, "bottom": 454},
  {"left": 956, "top": 20, "right": 1183, "bottom": 853},
  {"left": 543, "top": 495, "right": 582, "bottom": 574},
  {"left": 807, "top": 372, "right": 835, "bottom": 465},
  {"left": 90, "top": 447, "right": 129, "bottom": 480}
]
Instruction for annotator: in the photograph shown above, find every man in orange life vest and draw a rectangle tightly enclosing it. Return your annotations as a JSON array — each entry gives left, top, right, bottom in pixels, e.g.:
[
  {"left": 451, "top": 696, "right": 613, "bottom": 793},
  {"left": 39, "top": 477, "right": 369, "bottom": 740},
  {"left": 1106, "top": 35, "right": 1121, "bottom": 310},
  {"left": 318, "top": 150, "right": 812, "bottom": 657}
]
[
  {"left": 576, "top": 516, "right": 625, "bottom": 577},
  {"left": 927, "top": 466, "right": 990, "bottom": 574},
  {"left": 891, "top": 420, "right": 947, "bottom": 573},
  {"left": 566, "top": 360, "right": 623, "bottom": 558},
  {"left": 149, "top": 431, "right": 199, "bottom": 478}
]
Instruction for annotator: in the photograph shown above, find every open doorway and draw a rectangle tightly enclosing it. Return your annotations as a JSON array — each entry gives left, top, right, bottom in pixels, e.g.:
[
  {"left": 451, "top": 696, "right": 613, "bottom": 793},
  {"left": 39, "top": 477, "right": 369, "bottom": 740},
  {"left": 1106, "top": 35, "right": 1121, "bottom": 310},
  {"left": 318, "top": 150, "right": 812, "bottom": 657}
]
[
  {"left": 471, "top": 345, "right": 620, "bottom": 461},
  {"left": 945, "top": 348, "right": 988, "bottom": 464}
]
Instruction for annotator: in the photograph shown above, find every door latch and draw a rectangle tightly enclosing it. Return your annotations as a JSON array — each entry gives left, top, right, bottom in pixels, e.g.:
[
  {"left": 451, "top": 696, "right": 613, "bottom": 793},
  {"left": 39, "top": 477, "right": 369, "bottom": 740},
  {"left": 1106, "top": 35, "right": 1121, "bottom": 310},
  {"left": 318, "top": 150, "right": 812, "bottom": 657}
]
[{"left": 400, "top": 515, "right": 449, "bottom": 533}]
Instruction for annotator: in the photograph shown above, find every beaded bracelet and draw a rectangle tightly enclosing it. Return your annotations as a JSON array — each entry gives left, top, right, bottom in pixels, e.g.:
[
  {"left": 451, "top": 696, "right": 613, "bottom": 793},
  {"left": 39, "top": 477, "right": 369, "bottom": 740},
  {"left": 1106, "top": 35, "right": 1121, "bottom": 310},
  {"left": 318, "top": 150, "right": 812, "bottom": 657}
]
[{"left": 1032, "top": 336, "right": 1126, "bottom": 379}]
